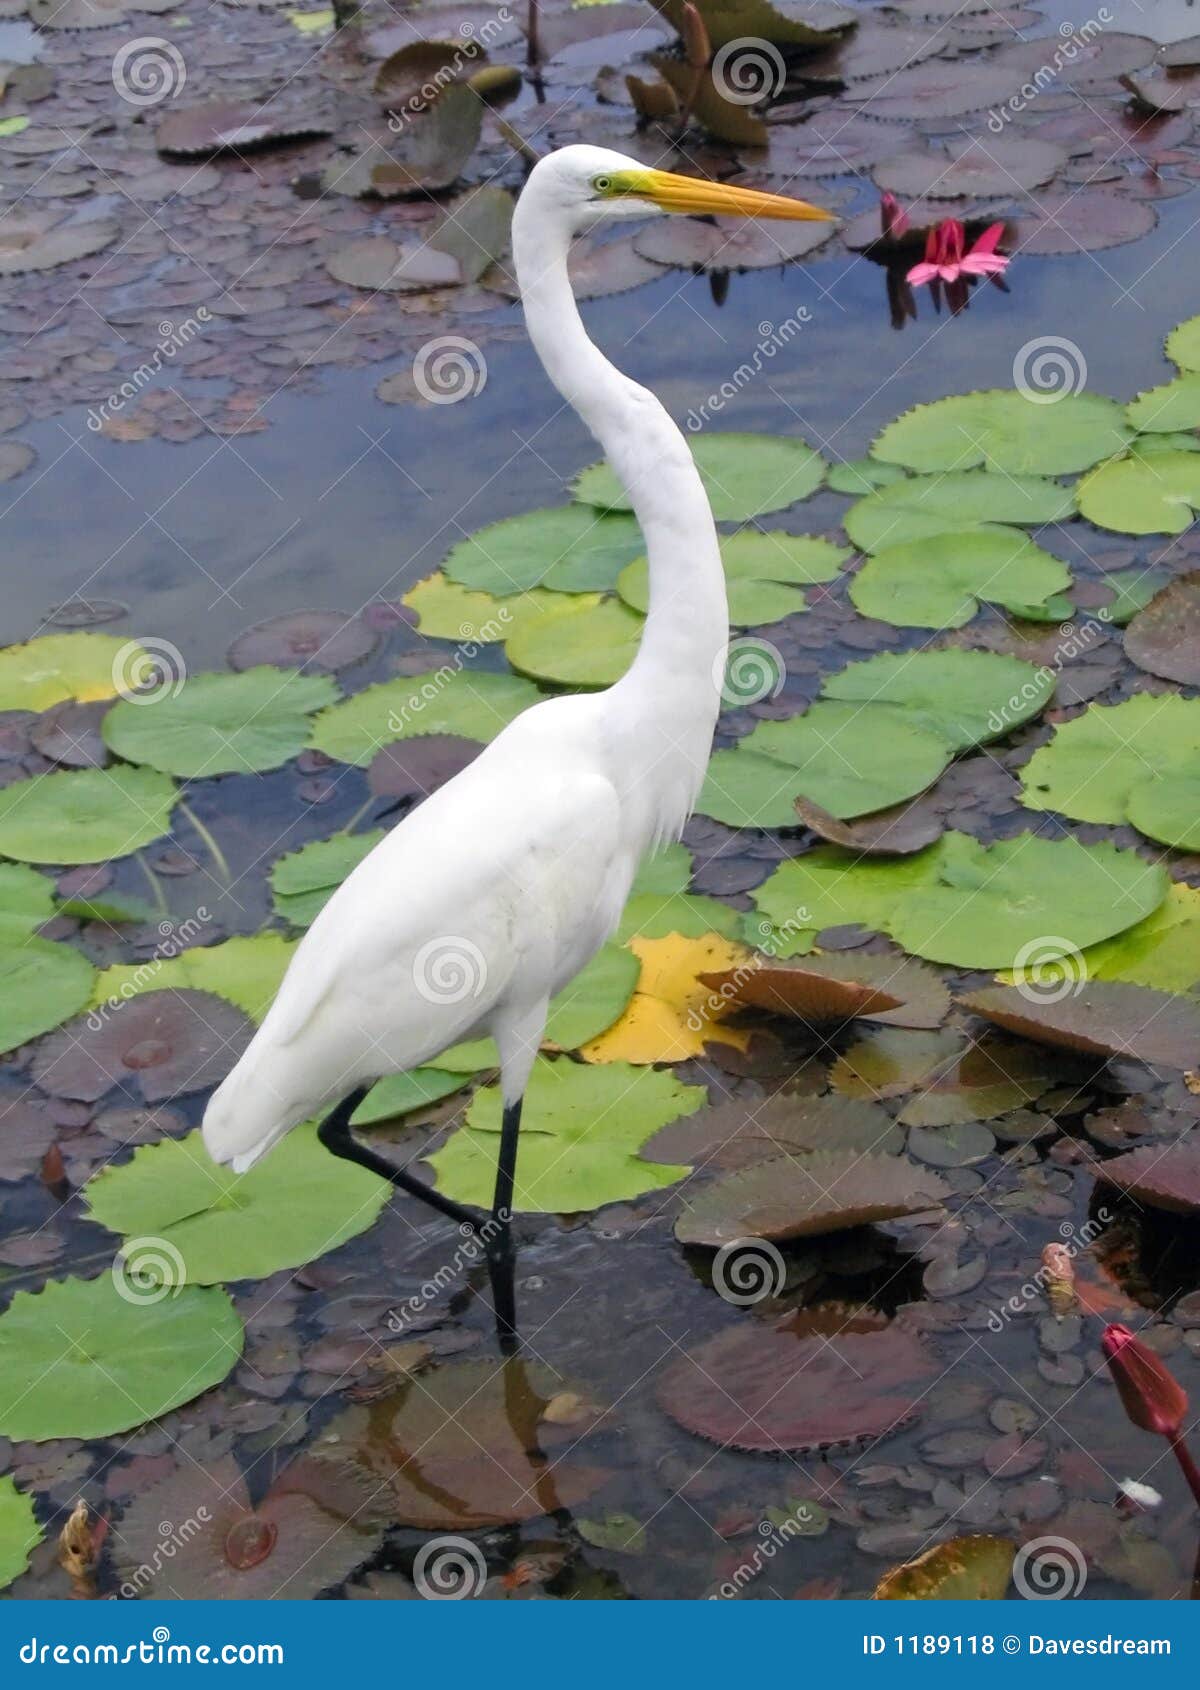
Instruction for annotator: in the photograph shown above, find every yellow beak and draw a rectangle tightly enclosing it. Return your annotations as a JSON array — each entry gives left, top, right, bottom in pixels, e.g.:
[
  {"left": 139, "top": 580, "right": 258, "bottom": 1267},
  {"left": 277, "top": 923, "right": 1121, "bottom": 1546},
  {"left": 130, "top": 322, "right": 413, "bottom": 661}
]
[{"left": 637, "top": 169, "right": 834, "bottom": 222}]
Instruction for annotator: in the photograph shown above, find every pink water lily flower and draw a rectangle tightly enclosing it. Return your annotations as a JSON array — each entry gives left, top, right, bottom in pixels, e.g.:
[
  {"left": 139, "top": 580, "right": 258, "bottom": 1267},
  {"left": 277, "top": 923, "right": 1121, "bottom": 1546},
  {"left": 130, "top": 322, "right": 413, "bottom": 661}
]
[{"left": 907, "top": 218, "right": 1009, "bottom": 286}]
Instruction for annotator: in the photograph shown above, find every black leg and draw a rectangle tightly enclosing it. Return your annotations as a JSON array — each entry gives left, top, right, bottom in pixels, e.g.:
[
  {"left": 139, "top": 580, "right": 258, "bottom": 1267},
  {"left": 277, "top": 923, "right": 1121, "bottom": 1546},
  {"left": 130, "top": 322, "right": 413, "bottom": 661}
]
[
  {"left": 318, "top": 1086, "right": 483, "bottom": 1232},
  {"left": 492, "top": 1097, "right": 522, "bottom": 1224}
]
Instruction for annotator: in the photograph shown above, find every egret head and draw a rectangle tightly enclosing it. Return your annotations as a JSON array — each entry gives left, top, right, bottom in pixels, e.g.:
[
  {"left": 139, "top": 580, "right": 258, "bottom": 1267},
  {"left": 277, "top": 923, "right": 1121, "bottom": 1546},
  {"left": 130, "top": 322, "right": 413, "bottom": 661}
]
[{"left": 526, "top": 144, "right": 835, "bottom": 233}]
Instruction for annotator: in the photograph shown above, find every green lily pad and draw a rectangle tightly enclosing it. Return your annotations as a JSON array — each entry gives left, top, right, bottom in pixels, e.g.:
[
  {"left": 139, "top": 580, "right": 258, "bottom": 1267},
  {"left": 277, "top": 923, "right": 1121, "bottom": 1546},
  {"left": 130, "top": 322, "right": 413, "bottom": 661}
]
[
  {"left": 429, "top": 1057, "right": 704, "bottom": 1212},
  {"left": 309, "top": 670, "right": 541, "bottom": 767},
  {"left": 1001, "top": 883, "right": 1200, "bottom": 997},
  {"left": 0, "top": 864, "right": 56, "bottom": 941},
  {"left": 1098, "top": 568, "right": 1167, "bottom": 626},
  {"left": 85, "top": 1123, "right": 387, "bottom": 1284},
  {"left": 871, "top": 391, "right": 1130, "bottom": 476},
  {"left": 844, "top": 471, "right": 1074, "bottom": 552},
  {"left": 876, "top": 1534, "right": 1014, "bottom": 1599},
  {"left": 1126, "top": 373, "right": 1200, "bottom": 433},
  {"left": 698, "top": 702, "right": 952, "bottom": 828},
  {"left": 352, "top": 1066, "right": 471, "bottom": 1125},
  {"left": 0, "top": 766, "right": 177, "bottom": 863},
  {"left": 1021, "top": 694, "right": 1200, "bottom": 845},
  {"left": 573, "top": 434, "right": 825, "bottom": 523},
  {"left": 1076, "top": 449, "right": 1200, "bottom": 535},
  {"left": 618, "top": 532, "right": 847, "bottom": 627},
  {"left": 753, "top": 831, "right": 1167, "bottom": 968},
  {"left": 616, "top": 890, "right": 742, "bottom": 941},
  {"left": 91, "top": 934, "right": 297, "bottom": 1023},
  {"left": 545, "top": 942, "right": 640, "bottom": 1048},
  {"left": 827, "top": 457, "right": 908, "bottom": 495},
  {"left": 821, "top": 649, "right": 1056, "bottom": 749},
  {"left": 505, "top": 597, "right": 645, "bottom": 687},
  {"left": 442, "top": 507, "right": 645, "bottom": 595},
  {"left": 0, "top": 1275, "right": 243, "bottom": 1441},
  {"left": 1166, "top": 313, "right": 1200, "bottom": 372},
  {"left": 103, "top": 668, "right": 338, "bottom": 778},
  {"left": 0, "top": 1477, "right": 39, "bottom": 1592},
  {"left": 0, "top": 938, "right": 95, "bottom": 1053},
  {"left": 402, "top": 574, "right": 573, "bottom": 642},
  {"left": 271, "top": 830, "right": 386, "bottom": 928},
  {"left": 631, "top": 842, "right": 693, "bottom": 896},
  {"left": 850, "top": 526, "right": 1071, "bottom": 629},
  {"left": 0, "top": 632, "right": 146, "bottom": 713}
]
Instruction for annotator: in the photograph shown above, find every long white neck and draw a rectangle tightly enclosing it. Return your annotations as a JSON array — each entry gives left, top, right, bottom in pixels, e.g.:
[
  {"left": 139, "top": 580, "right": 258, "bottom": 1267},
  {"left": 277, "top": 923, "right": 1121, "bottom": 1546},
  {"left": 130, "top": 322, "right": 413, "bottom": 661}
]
[{"left": 512, "top": 191, "right": 728, "bottom": 847}]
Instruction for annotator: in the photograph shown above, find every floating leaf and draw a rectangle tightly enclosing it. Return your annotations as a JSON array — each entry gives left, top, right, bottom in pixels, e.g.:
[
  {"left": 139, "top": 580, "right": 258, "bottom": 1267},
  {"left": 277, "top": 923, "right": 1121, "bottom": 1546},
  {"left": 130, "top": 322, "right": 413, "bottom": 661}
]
[
  {"left": 1097, "top": 1141, "right": 1200, "bottom": 1214},
  {"left": 875, "top": 1535, "right": 1014, "bottom": 1599},
  {"left": 581, "top": 931, "right": 751, "bottom": 1063},
  {"left": 573, "top": 434, "right": 825, "bottom": 523},
  {"left": 633, "top": 206, "right": 834, "bottom": 269},
  {"left": 0, "top": 766, "right": 177, "bottom": 863},
  {"left": 505, "top": 598, "right": 644, "bottom": 687},
  {"left": 0, "top": 208, "right": 118, "bottom": 274},
  {"left": 1167, "top": 314, "right": 1200, "bottom": 373},
  {"left": 699, "top": 702, "right": 952, "bottom": 828},
  {"left": 753, "top": 832, "right": 1167, "bottom": 968},
  {"left": 157, "top": 100, "right": 332, "bottom": 156},
  {"left": 656, "top": 1307, "right": 936, "bottom": 1453},
  {"left": 675, "top": 1150, "right": 948, "bottom": 1245},
  {"left": 851, "top": 527, "right": 1071, "bottom": 629},
  {"left": 616, "top": 890, "right": 742, "bottom": 942},
  {"left": 326, "top": 235, "right": 462, "bottom": 292},
  {"left": 794, "top": 793, "right": 944, "bottom": 856},
  {"left": 0, "top": 1275, "right": 243, "bottom": 1440},
  {"left": 0, "top": 939, "right": 94, "bottom": 1054},
  {"left": 271, "top": 831, "right": 385, "bottom": 929},
  {"left": 309, "top": 670, "right": 540, "bottom": 766},
  {"left": 1006, "top": 189, "right": 1156, "bottom": 257},
  {"left": 844, "top": 471, "right": 1073, "bottom": 551},
  {"left": 650, "top": 0, "right": 854, "bottom": 51},
  {"left": 351, "top": 1066, "right": 470, "bottom": 1125},
  {"left": 618, "top": 532, "right": 846, "bottom": 627},
  {"left": 1077, "top": 449, "right": 1200, "bottom": 535},
  {"left": 962, "top": 983, "right": 1200, "bottom": 1072},
  {"left": 32, "top": 989, "right": 254, "bottom": 1103},
  {"left": 1127, "top": 374, "right": 1200, "bottom": 433},
  {"left": 368, "top": 735, "right": 481, "bottom": 802},
  {"left": 645, "top": 1093, "right": 900, "bottom": 1171},
  {"left": 428, "top": 1057, "right": 703, "bottom": 1212},
  {"left": 1021, "top": 693, "right": 1200, "bottom": 847},
  {"left": 0, "top": 1477, "right": 39, "bottom": 1592},
  {"left": 91, "top": 934, "right": 296, "bottom": 1023},
  {"left": 872, "top": 391, "right": 1130, "bottom": 476},
  {"left": 875, "top": 136, "right": 1065, "bottom": 198},
  {"left": 1124, "top": 571, "right": 1200, "bottom": 684},
  {"left": 0, "top": 864, "right": 56, "bottom": 941},
  {"left": 822, "top": 649, "right": 1055, "bottom": 749},
  {"left": 577, "top": 1512, "right": 646, "bottom": 1555},
  {"left": 847, "top": 58, "right": 1024, "bottom": 119},
  {"left": 85, "top": 1123, "right": 387, "bottom": 1283},
  {"left": 374, "top": 38, "right": 489, "bottom": 110},
  {"left": 696, "top": 955, "right": 903, "bottom": 1022},
  {"left": 428, "top": 186, "right": 514, "bottom": 284},
  {"left": 1000, "top": 885, "right": 1200, "bottom": 999},
  {"left": 0, "top": 633, "right": 141, "bottom": 713},
  {"left": 113, "top": 1453, "right": 385, "bottom": 1599},
  {"left": 320, "top": 86, "right": 482, "bottom": 196},
  {"left": 317, "top": 1359, "right": 609, "bottom": 1528},
  {"left": 443, "top": 506, "right": 645, "bottom": 595},
  {"left": 402, "top": 574, "right": 570, "bottom": 642},
  {"left": 103, "top": 669, "right": 337, "bottom": 779}
]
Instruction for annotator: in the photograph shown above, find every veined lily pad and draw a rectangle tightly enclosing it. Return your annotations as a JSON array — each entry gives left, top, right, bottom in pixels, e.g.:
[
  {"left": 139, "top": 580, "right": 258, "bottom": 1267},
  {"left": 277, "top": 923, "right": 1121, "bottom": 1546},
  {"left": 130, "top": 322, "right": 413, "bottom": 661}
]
[
  {"left": 698, "top": 702, "right": 952, "bottom": 828},
  {"left": 850, "top": 526, "right": 1071, "bottom": 629},
  {"left": 0, "top": 938, "right": 94, "bottom": 1054},
  {"left": 103, "top": 669, "right": 338, "bottom": 778},
  {"left": 443, "top": 506, "right": 645, "bottom": 595},
  {"left": 675, "top": 1150, "right": 949, "bottom": 1245},
  {"left": 999, "top": 885, "right": 1200, "bottom": 998},
  {"left": 616, "top": 890, "right": 742, "bottom": 942},
  {"left": 618, "top": 532, "right": 847, "bottom": 627},
  {"left": 402, "top": 574, "right": 572, "bottom": 643},
  {"left": 650, "top": 0, "right": 855, "bottom": 51},
  {"left": 580, "top": 931, "right": 750, "bottom": 1064},
  {"left": 0, "top": 864, "right": 56, "bottom": 941},
  {"left": 271, "top": 831, "right": 385, "bottom": 928},
  {"left": 573, "top": 434, "right": 825, "bottom": 523},
  {"left": 645, "top": 1093, "right": 902, "bottom": 1170},
  {"left": 32, "top": 989, "right": 253, "bottom": 1103},
  {"left": 696, "top": 955, "right": 903, "bottom": 1023},
  {"left": 753, "top": 831, "right": 1167, "bottom": 968},
  {"left": 1077, "top": 449, "right": 1200, "bottom": 535},
  {"left": 0, "top": 1477, "right": 39, "bottom": 1592},
  {"left": 0, "top": 1275, "right": 243, "bottom": 1440},
  {"left": 871, "top": 391, "right": 1130, "bottom": 475},
  {"left": 0, "top": 632, "right": 143, "bottom": 713},
  {"left": 1097, "top": 1141, "right": 1200, "bottom": 1214},
  {"left": 91, "top": 934, "right": 296, "bottom": 1023},
  {"left": 876, "top": 1535, "right": 1014, "bottom": 1599},
  {"left": 1124, "top": 572, "right": 1200, "bottom": 684},
  {"left": 428, "top": 1057, "right": 703, "bottom": 1212},
  {"left": 962, "top": 982, "right": 1200, "bottom": 1072},
  {"left": 1166, "top": 313, "right": 1200, "bottom": 372},
  {"left": 505, "top": 598, "right": 644, "bottom": 687},
  {"left": 821, "top": 649, "right": 1055, "bottom": 749},
  {"left": 309, "top": 669, "right": 540, "bottom": 766},
  {"left": 1127, "top": 374, "right": 1200, "bottom": 433},
  {"left": 844, "top": 471, "right": 1073, "bottom": 551},
  {"left": 352, "top": 1066, "right": 470, "bottom": 1125},
  {"left": 85, "top": 1123, "right": 388, "bottom": 1283},
  {"left": 0, "top": 766, "right": 177, "bottom": 863}
]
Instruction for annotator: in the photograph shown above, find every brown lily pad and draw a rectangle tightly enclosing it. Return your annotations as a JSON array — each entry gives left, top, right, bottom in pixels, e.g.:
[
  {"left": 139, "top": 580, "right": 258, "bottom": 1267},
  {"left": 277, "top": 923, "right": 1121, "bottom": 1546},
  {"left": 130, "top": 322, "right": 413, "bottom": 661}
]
[
  {"left": 634, "top": 211, "right": 833, "bottom": 272},
  {"left": 697, "top": 955, "right": 903, "bottom": 1021},
  {"left": 0, "top": 1095, "right": 57, "bottom": 1183},
  {"left": 374, "top": 38, "right": 489, "bottom": 112},
  {"left": 876, "top": 1533, "right": 1015, "bottom": 1598},
  {"left": 754, "top": 113, "right": 912, "bottom": 177},
  {"left": 31, "top": 989, "right": 254, "bottom": 1103},
  {"left": 321, "top": 86, "right": 482, "bottom": 197},
  {"left": 29, "top": 701, "right": 109, "bottom": 769},
  {"left": 656, "top": 1305, "right": 937, "bottom": 1453},
  {"left": 326, "top": 236, "right": 462, "bottom": 292},
  {"left": 875, "top": 136, "right": 1067, "bottom": 198},
  {"left": 1097, "top": 1140, "right": 1200, "bottom": 1214},
  {"left": 113, "top": 1453, "right": 387, "bottom": 1598},
  {"left": 483, "top": 233, "right": 659, "bottom": 300},
  {"left": 316, "top": 1359, "right": 609, "bottom": 1529},
  {"left": 0, "top": 209, "right": 117, "bottom": 274},
  {"left": 833, "top": 1026, "right": 1052, "bottom": 1119},
  {"left": 795, "top": 793, "right": 945, "bottom": 855},
  {"left": 1124, "top": 572, "right": 1200, "bottom": 684},
  {"left": 228, "top": 610, "right": 380, "bottom": 675},
  {"left": 674, "top": 1150, "right": 950, "bottom": 1246},
  {"left": 366, "top": 735, "right": 480, "bottom": 802},
  {"left": 962, "top": 983, "right": 1200, "bottom": 1073},
  {"left": 156, "top": 102, "right": 333, "bottom": 157},
  {"left": 645, "top": 1092, "right": 901, "bottom": 1170},
  {"left": 1004, "top": 189, "right": 1157, "bottom": 255},
  {"left": 847, "top": 59, "right": 1024, "bottom": 120}
]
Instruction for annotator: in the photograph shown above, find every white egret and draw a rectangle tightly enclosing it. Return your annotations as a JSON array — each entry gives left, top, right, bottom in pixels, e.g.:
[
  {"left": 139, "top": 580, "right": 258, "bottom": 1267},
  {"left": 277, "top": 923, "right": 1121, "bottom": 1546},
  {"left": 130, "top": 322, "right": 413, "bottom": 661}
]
[{"left": 202, "top": 146, "right": 831, "bottom": 1255}]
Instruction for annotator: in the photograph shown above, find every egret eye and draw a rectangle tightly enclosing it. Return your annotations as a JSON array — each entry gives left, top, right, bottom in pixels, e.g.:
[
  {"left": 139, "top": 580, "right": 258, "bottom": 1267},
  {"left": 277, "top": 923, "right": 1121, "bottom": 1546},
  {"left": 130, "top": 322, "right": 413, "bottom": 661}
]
[{"left": 593, "top": 174, "right": 613, "bottom": 194}]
